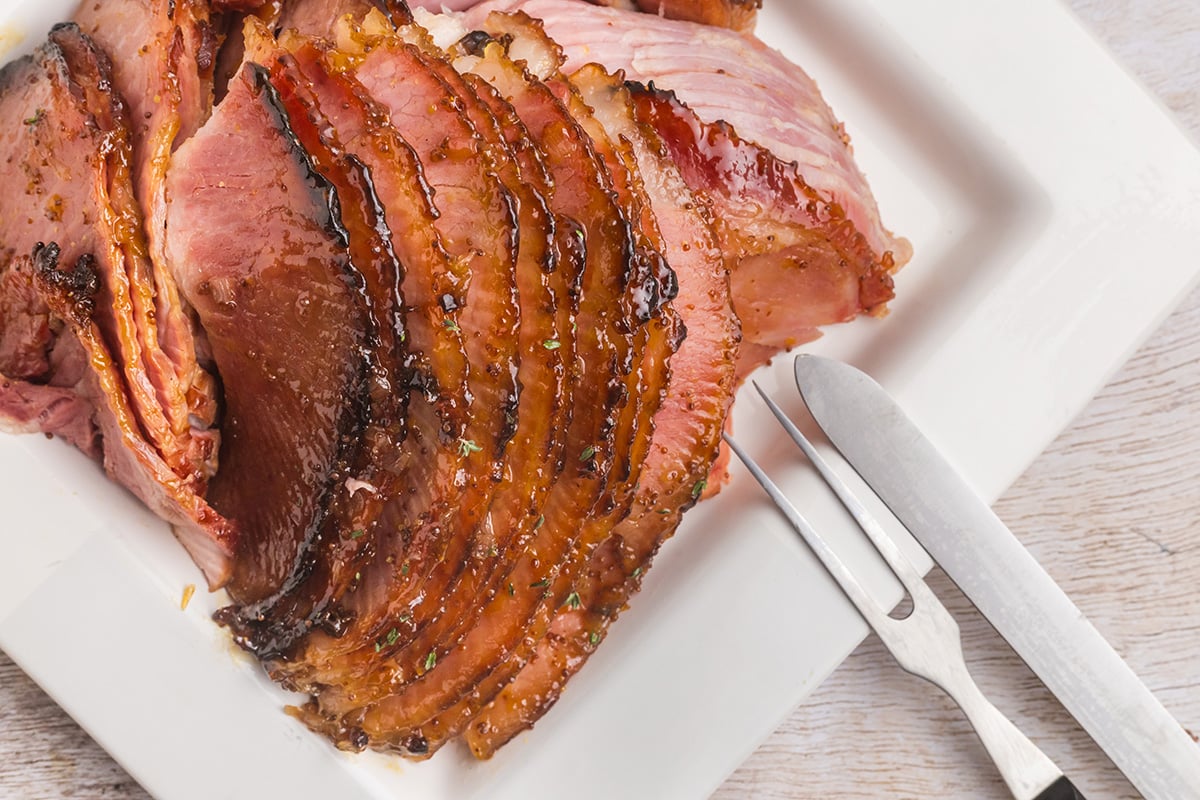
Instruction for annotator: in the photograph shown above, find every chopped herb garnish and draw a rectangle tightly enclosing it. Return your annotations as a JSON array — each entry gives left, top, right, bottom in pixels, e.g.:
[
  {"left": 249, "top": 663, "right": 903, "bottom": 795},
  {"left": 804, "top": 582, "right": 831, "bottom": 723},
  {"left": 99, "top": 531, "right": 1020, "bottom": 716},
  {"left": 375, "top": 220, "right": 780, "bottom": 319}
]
[
  {"left": 443, "top": 317, "right": 460, "bottom": 332},
  {"left": 542, "top": 338, "right": 561, "bottom": 350},
  {"left": 656, "top": 508, "right": 671, "bottom": 515},
  {"left": 507, "top": 582, "right": 515, "bottom": 596},
  {"left": 580, "top": 445, "right": 596, "bottom": 461},
  {"left": 529, "top": 578, "right": 550, "bottom": 589},
  {"left": 375, "top": 627, "right": 402, "bottom": 652},
  {"left": 486, "top": 544, "right": 499, "bottom": 557},
  {"left": 349, "top": 528, "right": 366, "bottom": 539},
  {"left": 631, "top": 567, "right": 642, "bottom": 579},
  {"left": 691, "top": 479, "right": 708, "bottom": 499},
  {"left": 589, "top": 631, "right": 601, "bottom": 646},
  {"left": 458, "top": 438, "right": 483, "bottom": 456},
  {"left": 534, "top": 515, "right": 545, "bottom": 530},
  {"left": 401, "top": 562, "right": 410, "bottom": 576},
  {"left": 565, "top": 591, "right": 582, "bottom": 610},
  {"left": 424, "top": 650, "right": 437, "bottom": 670},
  {"left": 23, "top": 109, "right": 44, "bottom": 126}
]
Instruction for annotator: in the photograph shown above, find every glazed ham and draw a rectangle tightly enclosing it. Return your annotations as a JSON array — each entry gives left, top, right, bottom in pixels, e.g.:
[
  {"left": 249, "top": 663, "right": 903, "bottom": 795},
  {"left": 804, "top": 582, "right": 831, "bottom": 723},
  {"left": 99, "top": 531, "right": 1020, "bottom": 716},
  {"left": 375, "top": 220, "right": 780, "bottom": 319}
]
[
  {"left": 0, "top": 0, "right": 907, "bottom": 761},
  {"left": 0, "top": 23, "right": 236, "bottom": 585}
]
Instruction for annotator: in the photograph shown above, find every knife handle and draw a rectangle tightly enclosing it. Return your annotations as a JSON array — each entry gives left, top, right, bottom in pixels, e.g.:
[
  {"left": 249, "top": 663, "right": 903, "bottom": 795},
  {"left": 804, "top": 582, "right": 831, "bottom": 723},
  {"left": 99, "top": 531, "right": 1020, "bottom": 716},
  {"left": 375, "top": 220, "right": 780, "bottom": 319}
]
[{"left": 1034, "top": 776, "right": 1086, "bottom": 800}]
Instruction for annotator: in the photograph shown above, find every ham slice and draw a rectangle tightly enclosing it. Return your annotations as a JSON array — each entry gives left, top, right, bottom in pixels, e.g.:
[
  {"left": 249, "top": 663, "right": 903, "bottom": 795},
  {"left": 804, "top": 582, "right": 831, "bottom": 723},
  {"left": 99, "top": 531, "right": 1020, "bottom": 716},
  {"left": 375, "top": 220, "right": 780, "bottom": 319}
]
[
  {"left": 465, "top": 58, "right": 740, "bottom": 760},
  {"left": 0, "top": 24, "right": 236, "bottom": 586},
  {"left": 166, "top": 60, "right": 373, "bottom": 600},
  {"left": 466, "top": 0, "right": 907, "bottom": 367},
  {"left": 73, "top": 0, "right": 223, "bottom": 484}
]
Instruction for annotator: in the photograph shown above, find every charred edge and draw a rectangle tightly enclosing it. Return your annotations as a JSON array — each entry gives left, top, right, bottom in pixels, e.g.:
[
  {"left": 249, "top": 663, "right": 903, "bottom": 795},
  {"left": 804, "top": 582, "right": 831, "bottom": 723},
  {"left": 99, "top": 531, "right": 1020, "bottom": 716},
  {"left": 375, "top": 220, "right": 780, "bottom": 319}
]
[
  {"left": 459, "top": 30, "right": 494, "bottom": 58},
  {"left": 196, "top": 18, "right": 220, "bottom": 76},
  {"left": 50, "top": 24, "right": 122, "bottom": 111},
  {"left": 249, "top": 62, "right": 350, "bottom": 250},
  {"left": 375, "top": 0, "right": 415, "bottom": 28},
  {"left": 31, "top": 243, "right": 100, "bottom": 323},
  {"left": 670, "top": 317, "right": 688, "bottom": 352}
]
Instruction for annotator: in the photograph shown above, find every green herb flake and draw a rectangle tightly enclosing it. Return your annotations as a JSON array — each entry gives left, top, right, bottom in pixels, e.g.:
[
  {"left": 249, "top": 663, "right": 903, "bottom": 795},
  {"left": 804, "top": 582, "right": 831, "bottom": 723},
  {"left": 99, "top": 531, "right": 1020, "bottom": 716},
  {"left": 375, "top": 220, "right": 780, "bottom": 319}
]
[
  {"left": 656, "top": 508, "right": 671, "bottom": 515},
  {"left": 458, "top": 438, "right": 483, "bottom": 457},
  {"left": 589, "top": 631, "right": 601, "bottom": 646},
  {"left": 401, "top": 562, "right": 410, "bottom": 576},
  {"left": 349, "top": 528, "right": 366, "bottom": 540},
  {"left": 542, "top": 338, "right": 561, "bottom": 350},
  {"left": 580, "top": 445, "right": 596, "bottom": 461},
  {"left": 691, "top": 479, "right": 708, "bottom": 499},
  {"left": 529, "top": 578, "right": 550, "bottom": 589},
  {"left": 423, "top": 650, "right": 438, "bottom": 670},
  {"left": 565, "top": 591, "right": 582, "bottom": 610},
  {"left": 534, "top": 515, "right": 545, "bottom": 530},
  {"left": 443, "top": 318, "right": 460, "bottom": 332},
  {"left": 385, "top": 627, "right": 401, "bottom": 646},
  {"left": 23, "top": 109, "right": 44, "bottom": 126},
  {"left": 507, "top": 582, "right": 515, "bottom": 596},
  {"left": 631, "top": 567, "right": 643, "bottom": 579}
]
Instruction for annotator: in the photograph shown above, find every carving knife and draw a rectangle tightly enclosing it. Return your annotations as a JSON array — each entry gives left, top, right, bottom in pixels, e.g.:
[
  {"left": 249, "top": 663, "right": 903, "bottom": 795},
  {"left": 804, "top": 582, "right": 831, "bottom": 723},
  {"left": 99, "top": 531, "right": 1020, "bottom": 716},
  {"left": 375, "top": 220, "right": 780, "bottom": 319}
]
[{"left": 792, "top": 354, "right": 1200, "bottom": 800}]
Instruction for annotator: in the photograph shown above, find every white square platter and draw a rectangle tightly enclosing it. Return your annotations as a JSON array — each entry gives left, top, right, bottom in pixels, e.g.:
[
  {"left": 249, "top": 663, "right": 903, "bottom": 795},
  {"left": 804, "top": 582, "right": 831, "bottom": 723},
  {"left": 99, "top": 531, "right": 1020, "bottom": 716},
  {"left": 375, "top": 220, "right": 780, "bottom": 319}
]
[{"left": 2, "top": 1, "right": 1200, "bottom": 798}]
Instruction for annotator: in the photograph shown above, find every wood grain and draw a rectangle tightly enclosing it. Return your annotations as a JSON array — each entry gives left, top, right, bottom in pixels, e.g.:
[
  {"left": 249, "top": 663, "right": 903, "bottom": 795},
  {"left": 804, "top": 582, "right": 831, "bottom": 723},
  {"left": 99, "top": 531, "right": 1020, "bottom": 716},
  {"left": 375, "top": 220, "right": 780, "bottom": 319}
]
[{"left": 2, "top": 2, "right": 1198, "bottom": 798}]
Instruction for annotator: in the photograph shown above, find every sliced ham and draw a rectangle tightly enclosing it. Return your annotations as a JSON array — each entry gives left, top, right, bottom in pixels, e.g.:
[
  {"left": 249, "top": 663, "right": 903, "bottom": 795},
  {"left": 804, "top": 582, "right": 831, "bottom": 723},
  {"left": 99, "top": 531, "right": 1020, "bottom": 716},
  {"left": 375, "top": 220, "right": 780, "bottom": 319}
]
[
  {"left": 210, "top": 31, "right": 418, "bottom": 655},
  {"left": 466, "top": 60, "right": 740, "bottom": 760},
  {"left": 469, "top": 0, "right": 906, "bottom": 260},
  {"left": 0, "top": 24, "right": 236, "bottom": 585},
  {"left": 0, "top": 0, "right": 911, "bottom": 763},
  {"left": 273, "top": 23, "right": 526, "bottom": 701},
  {"left": 466, "top": 0, "right": 906, "bottom": 367},
  {"left": 165, "top": 60, "right": 372, "bottom": 600},
  {"left": 73, "top": 0, "right": 223, "bottom": 483},
  {"left": 0, "top": 253, "right": 99, "bottom": 457},
  {"left": 222, "top": 39, "right": 477, "bottom": 665}
]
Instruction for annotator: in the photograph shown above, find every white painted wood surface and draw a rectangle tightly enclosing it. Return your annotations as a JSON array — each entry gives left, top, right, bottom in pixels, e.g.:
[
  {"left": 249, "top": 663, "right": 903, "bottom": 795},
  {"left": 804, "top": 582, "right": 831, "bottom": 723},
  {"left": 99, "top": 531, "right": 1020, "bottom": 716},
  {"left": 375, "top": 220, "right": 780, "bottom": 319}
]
[{"left": 2, "top": 1, "right": 1198, "bottom": 797}]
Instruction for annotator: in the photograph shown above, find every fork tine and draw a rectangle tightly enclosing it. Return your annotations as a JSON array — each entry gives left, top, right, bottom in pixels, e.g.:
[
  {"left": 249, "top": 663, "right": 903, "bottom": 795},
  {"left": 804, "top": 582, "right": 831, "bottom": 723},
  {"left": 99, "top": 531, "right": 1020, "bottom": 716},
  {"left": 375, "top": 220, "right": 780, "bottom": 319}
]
[
  {"left": 751, "top": 382, "right": 928, "bottom": 595},
  {"left": 722, "top": 431, "right": 891, "bottom": 630}
]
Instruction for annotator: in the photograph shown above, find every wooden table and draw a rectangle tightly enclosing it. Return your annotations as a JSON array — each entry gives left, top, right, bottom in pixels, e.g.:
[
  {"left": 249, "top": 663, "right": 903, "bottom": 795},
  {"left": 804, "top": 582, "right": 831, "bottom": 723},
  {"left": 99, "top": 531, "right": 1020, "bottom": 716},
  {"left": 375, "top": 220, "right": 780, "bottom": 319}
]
[{"left": 2, "top": 2, "right": 1198, "bottom": 797}]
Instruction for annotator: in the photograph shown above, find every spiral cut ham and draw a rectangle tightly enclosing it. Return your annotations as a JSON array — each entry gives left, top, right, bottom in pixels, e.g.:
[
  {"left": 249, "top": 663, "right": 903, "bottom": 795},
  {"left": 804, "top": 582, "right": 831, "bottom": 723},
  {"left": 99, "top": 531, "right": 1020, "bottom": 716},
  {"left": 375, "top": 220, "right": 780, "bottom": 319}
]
[{"left": 0, "top": 0, "right": 907, "bottom": 760}]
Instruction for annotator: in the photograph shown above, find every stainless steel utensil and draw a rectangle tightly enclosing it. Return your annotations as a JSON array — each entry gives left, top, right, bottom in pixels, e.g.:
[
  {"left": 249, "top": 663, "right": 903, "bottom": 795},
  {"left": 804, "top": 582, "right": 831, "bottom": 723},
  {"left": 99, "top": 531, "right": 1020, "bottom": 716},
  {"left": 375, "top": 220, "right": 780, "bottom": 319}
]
[
  {"left": 724, "top": 383, "right": 1083, "bottom": 800},
  {"left": 791, "top": 354, "right": 1200, "bottom": 800}
]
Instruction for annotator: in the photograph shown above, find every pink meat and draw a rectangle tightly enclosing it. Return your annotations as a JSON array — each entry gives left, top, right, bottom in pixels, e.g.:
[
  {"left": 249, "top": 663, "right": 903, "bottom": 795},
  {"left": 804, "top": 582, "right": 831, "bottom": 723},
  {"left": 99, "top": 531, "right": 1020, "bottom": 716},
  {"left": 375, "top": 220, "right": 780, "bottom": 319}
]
[{"left": 465, "top": 0, "right": 909, "bottom": 268}]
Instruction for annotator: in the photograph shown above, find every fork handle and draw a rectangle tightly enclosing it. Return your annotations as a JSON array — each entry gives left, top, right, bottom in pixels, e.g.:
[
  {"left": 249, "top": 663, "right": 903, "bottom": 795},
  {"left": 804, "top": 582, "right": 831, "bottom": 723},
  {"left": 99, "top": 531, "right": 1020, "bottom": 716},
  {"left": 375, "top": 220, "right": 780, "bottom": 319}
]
[{"left": 1034, "top": 776, "right": 1086, "bottom": 800}]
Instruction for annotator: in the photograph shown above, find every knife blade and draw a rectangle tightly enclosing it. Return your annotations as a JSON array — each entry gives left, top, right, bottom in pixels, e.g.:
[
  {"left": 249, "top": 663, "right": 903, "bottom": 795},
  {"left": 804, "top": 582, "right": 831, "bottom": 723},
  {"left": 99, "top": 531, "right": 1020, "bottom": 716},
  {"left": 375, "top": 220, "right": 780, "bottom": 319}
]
[{"left": 792, "top": 354, "right": 1200, "bottom": 800}]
